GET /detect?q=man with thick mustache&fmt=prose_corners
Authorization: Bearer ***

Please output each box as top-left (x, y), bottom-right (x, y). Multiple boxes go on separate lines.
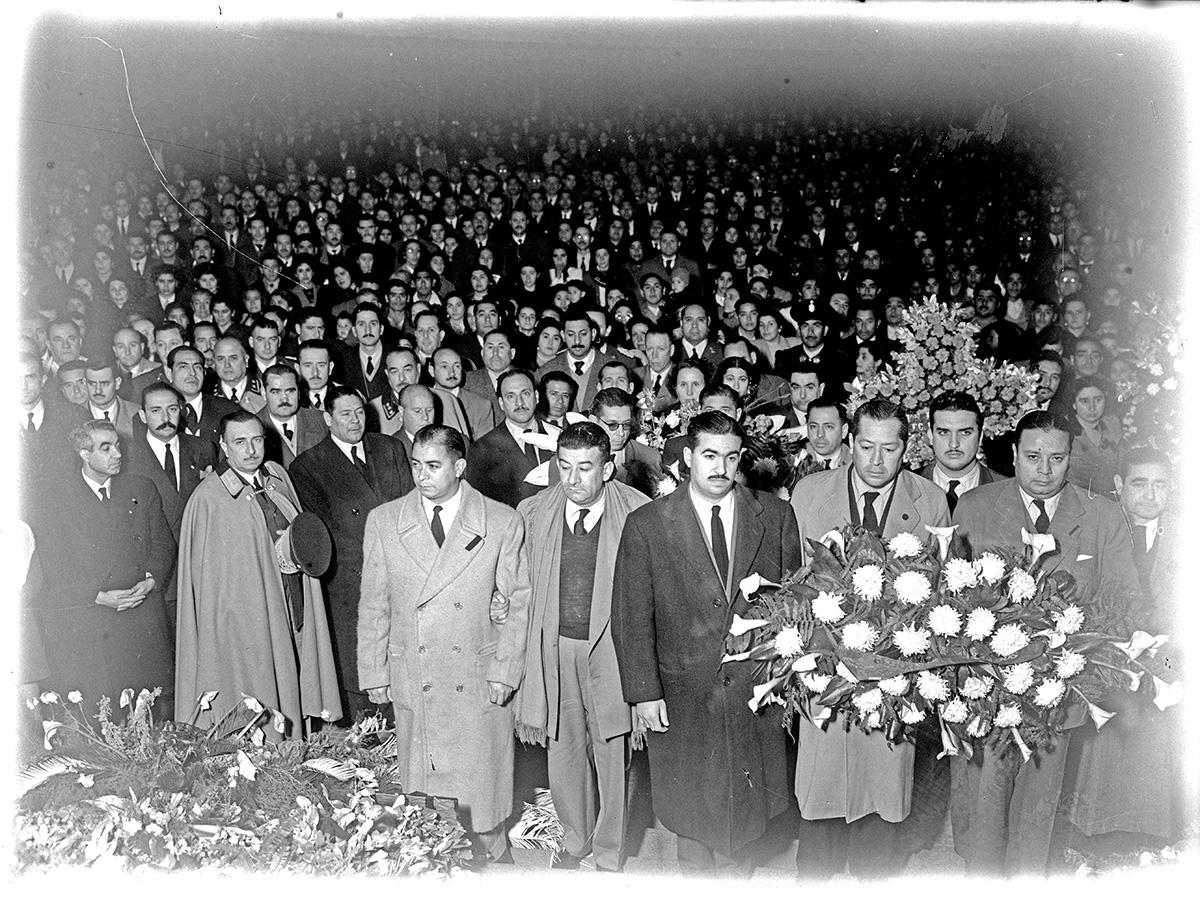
top-left (464, 369), bottom-right (557, 508)
top-left (536, 304), bottom-right (619, 413)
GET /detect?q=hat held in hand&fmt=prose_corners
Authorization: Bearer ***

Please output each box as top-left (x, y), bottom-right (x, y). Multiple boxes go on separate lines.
top-left (275, 511), bottom-right (333, 577)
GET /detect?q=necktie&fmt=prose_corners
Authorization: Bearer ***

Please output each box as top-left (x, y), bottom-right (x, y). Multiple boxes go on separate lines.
top-left (282, 422), bottom-right (294, 442)
top-left (229, 387), bottom-right (239, 403)
top-left (365, 356), bottom-right (374, 377)
top-left (1033, 499), bottom-right (1050, 533)
top-left (103, 410), bottom-right (111, 422)
top-left (430, 505), bottom-right (445, 547)
top-left (252, 475), bottom-right (264, 493)
top-left (710, 505), bottom-right (729, 583)
top-left (134, 260), bottom-right (142, 275)
top-left (183, 404), bottom-right (197, 434)
top-left (163, 442), bottom-right (177, 491)
top-left (573, 360), bottom-right (584, 376)
top-left (311, 392), bottom-right (321, 408)
top-left (98, 486), bottom-right (109, 503)
top-left (862, 491), bottom-right (880, 534)
top-left (652, 374), bottom-right (662, 395)
top-left (351, 444), bottom-right (367, 476)
top-left (574, 508), bottom-right (589, 537)
top-left (946, 480), bottom-right (960, 514)
top-left (824, 458), bottom-right (833, 470)
top-left (523, 428), bottom-right (542, 465)
top-left (689, 349), bottom-right (700, 362)
top-left (1134, 524), bottom-right (1149, 556)
top-left (26, 412), bottom-right (35, 432)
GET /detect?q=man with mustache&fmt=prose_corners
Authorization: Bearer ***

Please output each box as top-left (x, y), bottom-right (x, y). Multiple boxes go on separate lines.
top-left (464, 369), bottom-right (557, 508)
top-left (176, 410), bottom-right (342, 740)
top-left (256, 364), bottom-right (328, 468)
top-left (535, 304), bottom-right (619, 413)
top-left (611, 410), bottom-right (801, 874)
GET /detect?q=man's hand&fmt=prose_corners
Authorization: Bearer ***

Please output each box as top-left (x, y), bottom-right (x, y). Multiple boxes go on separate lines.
top-left (95, 588), bottom-right (145, 611)
top-left (487, 681), bottom-right (515, 705)
top-left (366, 686), bottom-right (391, 704)
top-left (635, 699), bottom-right (669, 732)
top-left (489, 589), bottom-right (509, 624)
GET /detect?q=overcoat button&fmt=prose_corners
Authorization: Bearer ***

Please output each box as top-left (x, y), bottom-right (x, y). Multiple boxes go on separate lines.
top-left (418, 645), bottom-right (426, 653)
top-left (452, 645), bottom-right (461, 652)
top-left (712, 599), bottom-right (722, 607)
top-left (722, 676), bottom-right (732, 687)
top-left (455, 685), bottom-right (464, 692)
top-left (422, 684), bottom-right (431, 692)
top-left (454, 602), bottom-right (463, 609)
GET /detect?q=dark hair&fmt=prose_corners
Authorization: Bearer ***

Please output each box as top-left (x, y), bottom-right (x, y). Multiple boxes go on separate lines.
top-left (219, 408), bottom-right (263, 441)
top-left (850, 397), bottom-right (909, 444)
top-left (557, 421), bottom-right (611, 459)
top-left (589, 387), bottom-right (635, 418)
top-left (806, 394), bottom-right (847, 422)
top-left (83, 356), bottom-right (120, 375)
top-left (787, 360), bottom-right (823, 382)
top-left (496, 367), bottom-right (536, 395)
top-left (562, 302), bottom-right (596, 329)
top-left (297, 338), bottom-right (332, 359)
top-left (141, 381), bottom-right (185, 409)
top-left (1012, 409), bottom-right (1074, 450)
top-left (699, 382), bottom-right (740, 409)
top-left (685, 409), bottom-right (745, 450)
top-left (413, 423), bottom-right (468, 462)
top-left (1118, 445), bottom-right (1171, 480)
top-left (57, 358), bottom-right (89, 378)
top-left (713, 355), bottom-right (761, 398)
top-left (323, 383), bottom-right (365, 413)
top-left (262, 363), bottom-right (298, 385)
top-left (929, 390), bottom-right (983, 430)
top-left (166, 345), bottom-right (203, 368)
top-left (353, 301), bottom-right (382, 322)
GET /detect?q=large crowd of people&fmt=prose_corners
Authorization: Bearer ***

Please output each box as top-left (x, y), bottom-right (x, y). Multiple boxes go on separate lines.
top-left (16, 104), bottom-right (1186, 878)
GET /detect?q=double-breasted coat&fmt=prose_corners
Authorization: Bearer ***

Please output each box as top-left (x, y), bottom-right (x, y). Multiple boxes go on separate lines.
top-left (611, 483), bottom-right (801, 858)
top-left (788, 467), bottom-right (950, 823)
top-left (357, 480), bottom-right (531, 834)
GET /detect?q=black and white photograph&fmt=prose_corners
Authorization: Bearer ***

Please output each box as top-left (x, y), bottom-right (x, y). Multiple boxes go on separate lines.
top-left (8, 1), bottom-right (1198, 890)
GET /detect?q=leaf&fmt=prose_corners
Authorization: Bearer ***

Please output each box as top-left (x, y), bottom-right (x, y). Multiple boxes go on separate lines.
top-left (806, 536), bottom-right (844, 578)
top-left (301, 757), bottom-right (359, 781)
top-left (15, 755), bottom-right (91, 797)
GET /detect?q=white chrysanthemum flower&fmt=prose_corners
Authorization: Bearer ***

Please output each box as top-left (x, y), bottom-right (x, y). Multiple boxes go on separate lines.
top-left (67, 691), bottom-right (83, 704)
top-left (1033, 678), bottom-right (1067, 708)
top-left (1002, 662), bottom-right (1036, 695)
top-left (901, 704), bottom-right (926, 724)
top-left (811, 591), bottom-right (846, 624)
top-left (943, 558), bottom-right (979, 593)
top-left (852, 688), bottom-right (884, 714)
top-left (664, 410), bottom-right (681, 427)
top-left (894, 571), bottom-right (933, 606)
top-left (994, 703), bottom-right (1023, 729)
top-left (887, 532), bottom-right (923, 558)
top-left (774, 625), bottom-right (805, 658)
top-left (916, 670), bottom-right (951, 701)
top-left (893, 625), bottom-right (932, 657)
top-left (1007, 570), bottom-right (1037, 603)
top-left (990, 622), bottom-right (1031, 657)
top-left (1052, 604), bottom-right (1085, 635)
top-left (977, 553), bottom-right (1006, 584)
top-left (927, 604), bottom-right (962, 637)
top-left (960, 675), bottom-right (995, 700)
top-left (1056, 651), bottom-right (1087, 680)
top-left (842, 621), bottom-right (881, 652)
top-left (801, 672), bottom-right (832, 693)
top-left (965, 607), bottom-right (997, 641)
top-left (852, 564), bottom-right (886, 601)
top-left (966, 715), bottom-right (991, 738)
top-left (879, 675), bottom-right (910, 696)
top-left (39, 691), bottom-right (60, 705)
top-left (941, 697), bottom-right (970, 723)
top-left (1146, 383), bottom-right (1161, 396)
top-left (655, 475), bottom-right (679, 497)
top-left (1163, 377), bottom-right (1178, 391)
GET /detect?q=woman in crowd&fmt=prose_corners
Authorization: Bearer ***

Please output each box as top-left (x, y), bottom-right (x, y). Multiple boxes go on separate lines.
top-left (1065, 375), bottom-right (1123, 496)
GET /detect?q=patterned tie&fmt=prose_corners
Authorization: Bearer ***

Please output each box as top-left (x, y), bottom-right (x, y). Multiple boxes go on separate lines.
top-left (1033, 499), bottom-right (1050, 533)
top-left (710, 505), bottom-right (729, 582)
top-left (311, 392), bottom-right (321, 408)
top-left (163, 442), bottom-right (177, 491)
top-left (862, 491), bottom-right (880, 534)
top-left (946, 480), bottom-right (960, 514)
top-left (574, 508), bottom-right (589, 537)
top-left (430, 505), bottom-right (445, 547)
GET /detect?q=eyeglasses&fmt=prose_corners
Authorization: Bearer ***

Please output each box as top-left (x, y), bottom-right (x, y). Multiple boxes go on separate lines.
top-left (599, 419), bottom-right (633, 433)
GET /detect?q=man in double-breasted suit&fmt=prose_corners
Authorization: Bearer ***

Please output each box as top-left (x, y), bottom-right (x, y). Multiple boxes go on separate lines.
top-left (949, 410), bottom-right (1138, 876)
top-left (28, 419), bottom-right (176, 717)
top-left (515, 423), bottom-right (650, 872)
top-left (291, 386), bottom-right (413, 724)
top-left (463, 369), bottom-right (558, 508)
top-left (612, 411), bottom-right (801, 872)
top-left (788, 399), bottom-right (950, 878)
top-left (358, 424), bottom-right (530, 867)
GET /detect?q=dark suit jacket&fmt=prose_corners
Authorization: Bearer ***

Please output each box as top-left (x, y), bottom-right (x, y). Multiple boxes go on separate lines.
top-left (256, 407), bottom-right (329, 468)
top-left (28, 472), bottom-right (176, 709)
top-left (182, 393), bottom-right (242, 450)
top-left (462, 420), bottom-right (552, 508)
top-left (535, 349), bottom-right (620, 413)
top-left (19, 398), bottom-right (90, 508)
top-left (123, 430), bottom-right (217, 539)
top-left (918, 462), bottom-right (1000, 509)
top-left (290, 434), bottom-right (413, 693)
top-left (340, 348), bottom-right (391, 400)
top-left (611, 484), bottom-right (799, 857)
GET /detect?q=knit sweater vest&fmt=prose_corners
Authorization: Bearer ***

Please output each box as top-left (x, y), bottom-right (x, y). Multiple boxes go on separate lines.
top-left (557, 516), bottom-right (601, 640)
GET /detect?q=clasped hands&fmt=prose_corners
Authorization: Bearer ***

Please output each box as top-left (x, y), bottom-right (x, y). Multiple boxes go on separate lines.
top-left (366, 682), bottom-right (514, 706)
top-left (95, 576), bottom-right (155, 612)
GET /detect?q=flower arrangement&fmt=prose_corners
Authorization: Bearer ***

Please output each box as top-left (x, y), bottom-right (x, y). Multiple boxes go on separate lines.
top-left (849, 298), bottom-right (1039, 467)
top-left (1118, 293), bottom-right (1184, 462)
top-left (15, 689), bottom-right (469, 875)
top-left (724, 526), bottom-right (1182, 760)
top-left (635, 392), bottom-right (694, 451)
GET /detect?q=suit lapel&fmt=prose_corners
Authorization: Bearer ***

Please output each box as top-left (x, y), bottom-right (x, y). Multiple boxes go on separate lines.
top-left (729, 486), bottom-right (766, 606)
top-left (396, 492), bottom-right (438, 594)
top-left (1048, 484), bottom-right (1085, 574)
top-left (664, 486), bottom-right (728, 600)
top-left (416, 484), bottom-right (488, 604)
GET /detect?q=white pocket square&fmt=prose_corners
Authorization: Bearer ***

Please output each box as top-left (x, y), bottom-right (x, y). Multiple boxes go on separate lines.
top-left (1076, 554), bottom-right (1094, 561)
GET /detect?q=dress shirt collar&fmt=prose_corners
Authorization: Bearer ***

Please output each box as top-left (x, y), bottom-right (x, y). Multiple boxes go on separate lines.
top-left (82, 469), bottom-right (113, 501)
top-left (931, 460), bottom-right (980, 493)
top-left (422, 486), bottom-right (462, 530)
top-left (505, 417), bottom-right (542, 448)
top-left (688, 484), bottom-right (735, 558)
top-left (1018, 485), bottom-right (1063, 524)
top-left (566, 348), bottom-right (596, 373)
top-left (850, 468), bottom-right (898, 516)
top-left (145, 431), bottom-right (179, 465)
top-left (331, 433), bottom-right (363, 463)
top-left (21, 399), bottom-right (46, 430)
top-left (565, 495), bottom-right (606, 533)
top-left (682, 338), bottom-right (708, 358)
top-left (223, 376), bottom-right (248, 399)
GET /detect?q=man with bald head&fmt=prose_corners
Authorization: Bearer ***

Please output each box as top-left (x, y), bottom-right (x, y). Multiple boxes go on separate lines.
top-left (112, 326), bottom-right (163, 403)
top-left (431, 346), bottom-right (496, 443)
top-left (391, 383), bottom-right (437, 459)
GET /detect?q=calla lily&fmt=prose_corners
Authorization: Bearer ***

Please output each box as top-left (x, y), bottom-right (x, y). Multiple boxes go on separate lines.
top-left (937, 718), bottom-right (962, 759)
top-left (818, 529), bottom-right (846, 557)
top-left (791, 653), bottom-right (820, 673)
top-left (811, 705), bottom-right (833, 728)
top-left (271, 709), bottom-right (288, 735)
top-left (1035, 629), bottom-right (1067, 649)
top-left (120, 688), bottom-right (134, 709)
top-left (925, 524), bottom-right (958, 561)
top-left (236, 749), bottom-right (257, 781)
top-left (835, 661), bottom-right (860, 684)
top-left (1020, 528), bottom-right (1057, 567)
top-left (1113, 631), bottom-right (1169, 662)
top-left (728, 614), bottom-right (771, 637)
top-left (1010, 727), bottom-right (1032, 763)
top-left (1087, 701), bottom-right (1116, 730)
top-left (42, 720), bottom-right (65, 750)
top-left (1152, 676), bottom-right (1184, 711)
top-left (198, 690), bottom-right (219, 711)
top-left (250, 726), bottom-right (265, 747)
top-left (1122, 668), bottom-right (1143, 692)
top-left (748, 674), bottom-right (790, 712)
top-left (243, 696), bottom-right (264, 713)
top-left (738, 572), bottom-right (779, 599)
top-left (721, 650), bottom-right (752, 663)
